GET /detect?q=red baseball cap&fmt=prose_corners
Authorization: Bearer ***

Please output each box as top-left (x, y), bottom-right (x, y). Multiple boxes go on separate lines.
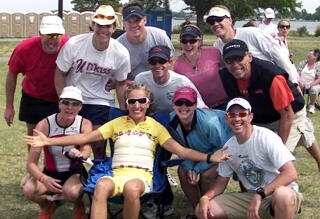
top-left (173, 86), bottom-right (197, 104)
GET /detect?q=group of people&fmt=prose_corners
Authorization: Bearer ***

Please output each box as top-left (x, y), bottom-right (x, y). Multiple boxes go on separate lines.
top-left (4, 1), bottom-right (320, 219)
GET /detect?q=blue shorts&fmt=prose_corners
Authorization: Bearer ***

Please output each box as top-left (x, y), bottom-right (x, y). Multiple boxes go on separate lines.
top-left (79, 104), bottom-right (111, 125)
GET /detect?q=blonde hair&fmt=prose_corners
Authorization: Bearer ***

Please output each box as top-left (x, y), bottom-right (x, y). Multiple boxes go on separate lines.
top-left (125, 84), bottom-right (155, 114)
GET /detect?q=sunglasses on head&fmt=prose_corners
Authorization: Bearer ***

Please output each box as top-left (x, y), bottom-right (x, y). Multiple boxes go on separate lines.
top-left (226, 111), bottom-right (249, 118)
top-left (42, 34), bottom-right (62, 40)
top-left (174, 99), bottom-right (194, 107)
top-left (224, 55), bottom-right (246, 65)
top-left (94, 14), bottom-right (115, 20)
top-left (180, 38), bottom-right (198, 44)
top-left (60, 99), bottom-right (82, 107)
top-left (207, 16), bottom-right (227, 25)
top-left (148, 58), bottom-right (168, 65)
top-left (126, 97), bottom-right (150, 105)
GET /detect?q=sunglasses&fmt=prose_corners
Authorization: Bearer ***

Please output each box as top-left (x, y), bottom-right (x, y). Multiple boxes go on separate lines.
top-left (148, 58), bottom-right (168, 65)
top-left (42, 34), bottom-right (62, 40)
top-left (180, 38), bottom-right (198, 44)
top-left (224, 55), bottom-right (246, 65)
top-left (126, 97), bottom-right (150, 105)
top-left (60, 99), bottom-right (82, 107)
top-left (94, 14), bottom-right (115, 20)
top-left (278, 24), bottom-right (290, 29)
top-left (207, 16), bottom-right (227, 25)
top-left (226, 111), bottom-right (249, 118)
top-left (174, 99), bottom-right (194, 107)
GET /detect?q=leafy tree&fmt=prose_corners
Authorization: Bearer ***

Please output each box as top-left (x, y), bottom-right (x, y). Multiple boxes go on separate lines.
top-left (71, 0), bottom-right (122, 12)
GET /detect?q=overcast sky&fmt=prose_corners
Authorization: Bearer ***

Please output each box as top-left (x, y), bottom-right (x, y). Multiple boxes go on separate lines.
top-left (0, 0), bottom-right (318, 14)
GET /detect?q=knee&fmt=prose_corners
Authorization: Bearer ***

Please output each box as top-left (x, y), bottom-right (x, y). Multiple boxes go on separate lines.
top-left (93, 178), bottom-right (114, 200)
top-left (272, 186), bottom-right (295, 207)
top-left (178, 166), bottom-right (188, 183)
top-left (123, 181), bottom-right (144, 201)
top-left (62, 185), bottom-right (81, 201)
top-left (23, 181), bottom-right (37, 199)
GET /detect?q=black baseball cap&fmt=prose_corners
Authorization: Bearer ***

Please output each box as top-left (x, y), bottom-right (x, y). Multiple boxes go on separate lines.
top-left (223, 39), bottom-right (249, 60)
top-left (123, 6), bottom-right (146, 20)
top-left (148, 45), bottom-right (171, 61)
top-left (180, 25), bottom-right (202, 38)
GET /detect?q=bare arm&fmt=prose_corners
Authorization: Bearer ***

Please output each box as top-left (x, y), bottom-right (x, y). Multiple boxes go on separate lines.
top-left (54, 67), bottom-right (67, 97)
top-left (277, 105), bottom-right (294, 144)
top-left (24, 128), bottom-right (104, 148)
top-left (115, 80), bottom-right (127, 110)
top-left (4, 72), bottom-right (18, 126)
top-left (78, 118), bottom-right (93, 159)
top-left (162, 138), bottom-right (231, 163)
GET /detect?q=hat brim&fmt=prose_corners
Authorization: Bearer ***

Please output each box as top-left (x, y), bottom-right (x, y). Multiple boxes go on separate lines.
top-left (173, 95), bottom-right (196, 104)
top-left (180, 32), bottom-right (200, 38)
top-left (265, 14), bottom-right (275, 19)
top-left (40, 27), bottom-right (65, 35)
top-left (124, 12), bottom-right (145, 20)
top-left (92, 18), bottom-right (116, 26)
top-left (223, 50), bottom-right (246, 60)
top-left (148, 53), bottom-right (169, 61)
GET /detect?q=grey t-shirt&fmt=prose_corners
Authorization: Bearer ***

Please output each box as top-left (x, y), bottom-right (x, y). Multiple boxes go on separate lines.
top-left (117, 26), bottom-right (174, 80)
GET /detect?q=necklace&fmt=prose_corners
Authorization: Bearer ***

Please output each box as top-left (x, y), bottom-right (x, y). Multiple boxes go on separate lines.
top-left (183, 50), bottom-right (201, 71)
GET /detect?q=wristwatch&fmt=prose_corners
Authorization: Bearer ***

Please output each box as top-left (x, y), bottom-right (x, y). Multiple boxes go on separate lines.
top-left (255, 187), bottom-right (266, 199)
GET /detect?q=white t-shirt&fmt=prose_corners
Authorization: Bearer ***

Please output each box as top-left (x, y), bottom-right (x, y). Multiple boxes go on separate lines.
top-left (214, 27), bottom-right (299, 84)
top-left (218, 125), bottom-right (295, 191)
top-left (300, 64), bottom-right (320, 86)
top-left (258, 22), bottom-right (278, 37)
top-left (134, 70), bottom-right (207, 112)
top-left (56, 33), bottom-right (131, 106)
top-left (117, 26), bottom-right (175, 80)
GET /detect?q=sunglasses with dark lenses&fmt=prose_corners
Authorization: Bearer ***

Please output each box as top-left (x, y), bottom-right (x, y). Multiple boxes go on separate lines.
top-left (42, 34), bottom-right (62, 40)
top-left (226, 111), bottom-right (249, 118)
top-left (174, 100), bottom-right (194, 107)
top-left (278, 24), bottom-right (290, 29)
top-left (95, 14), bottom-right (115, 20)
top-left (148, 58), bottom-right (168, 65)
top-left (180, 38), bottom-right (198, 44)
top-left (207, 16), bottom-right (226, 25)
top-left (224, 56), bottom-right (245, 65)
top-left (60, 99), bottom-right (82, 107)
top-left (126, 97), bottom-right (150, 105)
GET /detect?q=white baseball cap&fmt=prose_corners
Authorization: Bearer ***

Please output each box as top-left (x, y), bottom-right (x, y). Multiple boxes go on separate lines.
top-left (92, 5), bottom-right (117, 25)
top-left (264, 8), bottom-right (275, 19)
top-left (40, 16), bottom-right (65, 35)
top-left (206, 6), bottom-right (231, 22)
top-left (226, 98), bottom-right (251, 112)
top-left (59, 86), bottom-right (83, 103)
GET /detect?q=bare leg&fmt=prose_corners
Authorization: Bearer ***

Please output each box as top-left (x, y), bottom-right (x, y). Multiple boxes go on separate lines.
top-left (26, 123), bottom-right (36, 152)
top-left (122, 179), bottom-right (145, 219)
top-left (195, 198), bottom-right (227, 219)
top-left (306, 140), bottom-right (320, 171)
top-left (91, 177), bottom-right (115, 219)
top-left (271, 186), bottom-right (296, 219)
top-left (62, 174), bottom-right (85, 213)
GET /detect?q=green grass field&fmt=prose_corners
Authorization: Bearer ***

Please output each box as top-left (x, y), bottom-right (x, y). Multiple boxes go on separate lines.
top-left (1, 35), bottom-right (320, 218)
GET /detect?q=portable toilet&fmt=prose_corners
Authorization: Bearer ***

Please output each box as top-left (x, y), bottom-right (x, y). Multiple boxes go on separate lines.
top-left (25, 12), bottom-right (39, 37)
top-left (12, 12), bottom-right (25, 37)
top-left (0, 12), bottom-right (11, 38)
top-left (146, 8), bottom-right (172, 38)
top-left (80, 11), bottom-right (93, 34)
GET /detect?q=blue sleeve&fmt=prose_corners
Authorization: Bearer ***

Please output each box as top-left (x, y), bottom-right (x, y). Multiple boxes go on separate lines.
top-left (193, 161), bottom-right (215, 173)
top-left (181, 159), bottom-right (196, 171)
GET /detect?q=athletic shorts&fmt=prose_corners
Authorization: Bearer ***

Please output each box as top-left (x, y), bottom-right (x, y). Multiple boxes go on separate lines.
top-left (101, 167), bottom-right (153, 197)
top-left (19, 90), bottom-right (59, 124)
top-left (213, 189), bottom-right (303, 219)
top-left (43, 169), bottom-right (80, 186)
top-left (79, 104), bottom-right (111, 125)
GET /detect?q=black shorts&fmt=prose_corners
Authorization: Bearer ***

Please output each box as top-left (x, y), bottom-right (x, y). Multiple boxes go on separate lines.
top-left (43, 169), bottom-right (80, 186)
top-left (19, 90), bottom-right (59, 124)
top-left (79, 104), bottom-right (111, 125)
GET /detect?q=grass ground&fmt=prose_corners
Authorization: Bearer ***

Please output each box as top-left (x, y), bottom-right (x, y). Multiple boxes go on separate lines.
top-left (0, 35), bottom-right (320, 218)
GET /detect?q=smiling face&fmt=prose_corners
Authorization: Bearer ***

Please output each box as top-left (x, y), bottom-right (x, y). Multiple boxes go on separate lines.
top-left (126, 89), bottom-right (151, 124)
top-left (124, 16), bottom-right (147, 39)
top-left (148, 57), bottom-right (171, 84)
top-left (40, 34), bottom-right (62, 54)
top-left (92, 22), bottom-right (115, 48)
top-left (224, 53), bottom-right (252, 80)
top-left (172, 99), bottom-right (196, 126)
top-left (209, 17), bottom-right (233, 39)
top-left (180, 35), bottom-right (201, 56)
top-left (58, 98), bottom-right (82, 122)
top-left (226, 105), bottom-right (253, 141)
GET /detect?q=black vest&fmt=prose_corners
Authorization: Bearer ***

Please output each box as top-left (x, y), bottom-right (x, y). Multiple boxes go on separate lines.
top-left (219, 58), bottom-right (304, 124)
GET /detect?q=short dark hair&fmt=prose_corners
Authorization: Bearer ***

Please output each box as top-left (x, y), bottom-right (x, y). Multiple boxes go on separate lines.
top-left (313, 48), bottom-right (320, 61)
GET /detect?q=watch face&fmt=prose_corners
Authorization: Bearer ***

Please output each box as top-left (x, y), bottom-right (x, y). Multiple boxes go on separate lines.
top-left (256, 187), bottom-right (265, 198)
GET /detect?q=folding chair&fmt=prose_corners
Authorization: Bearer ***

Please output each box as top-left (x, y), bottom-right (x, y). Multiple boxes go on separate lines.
top-left (82, 108), bottom-right (179, 219)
